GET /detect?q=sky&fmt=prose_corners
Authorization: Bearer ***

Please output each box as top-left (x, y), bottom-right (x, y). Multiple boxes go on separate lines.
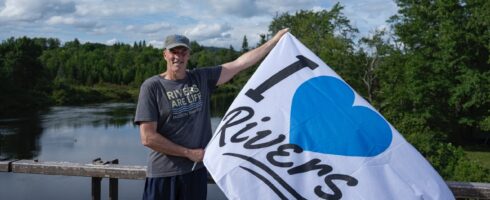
top-left (0, 0), bottom-right (398, 49)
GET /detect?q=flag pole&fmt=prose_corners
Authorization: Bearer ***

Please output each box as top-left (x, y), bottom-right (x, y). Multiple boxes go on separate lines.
top-left (191, 161), bottom-right (197, 171)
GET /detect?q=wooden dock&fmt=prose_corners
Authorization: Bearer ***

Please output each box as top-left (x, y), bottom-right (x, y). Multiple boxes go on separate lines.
top-left (1, 159), bottom-right (489, 199)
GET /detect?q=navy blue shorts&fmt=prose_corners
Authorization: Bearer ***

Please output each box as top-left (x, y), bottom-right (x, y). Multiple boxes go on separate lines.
top-left (142, 168), bottom-right (208, 200)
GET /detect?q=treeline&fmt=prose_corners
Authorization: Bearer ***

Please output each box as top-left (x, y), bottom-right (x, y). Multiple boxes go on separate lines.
top-left (1, 1), bottom-right (489, 182)
top-left (0, 36), bottom-right (242, 111)
top-left (0, 37), bottom-right (155, 110)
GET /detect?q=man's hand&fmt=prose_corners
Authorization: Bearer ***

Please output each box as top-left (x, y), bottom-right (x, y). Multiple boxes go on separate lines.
top-left (140, 122), bottom-right (205, 162)
top-left (218, 28), bottom-right (290, 85)
top-left (270, 28), bottom-right (289, 43)
top-left (185, 148), bottom-right (205, 162)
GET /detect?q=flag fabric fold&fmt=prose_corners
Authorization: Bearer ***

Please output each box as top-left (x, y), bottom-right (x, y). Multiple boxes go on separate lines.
top-left (204, 33), bottom-right (454, 200)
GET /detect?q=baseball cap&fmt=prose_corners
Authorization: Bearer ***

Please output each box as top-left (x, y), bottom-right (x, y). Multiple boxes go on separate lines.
top-left (164, 34), bottom-right (190, 50)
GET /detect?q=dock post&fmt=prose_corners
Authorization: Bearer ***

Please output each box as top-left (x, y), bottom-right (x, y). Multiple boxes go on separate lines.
top-left (91, 177), bottom-right (102, 200)
top-left (109, 159), bottom-right (119, 200)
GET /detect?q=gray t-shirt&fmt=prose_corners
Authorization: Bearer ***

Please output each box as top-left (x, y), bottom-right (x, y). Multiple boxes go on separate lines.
top-left (134, 66), bottom-right (221, 177)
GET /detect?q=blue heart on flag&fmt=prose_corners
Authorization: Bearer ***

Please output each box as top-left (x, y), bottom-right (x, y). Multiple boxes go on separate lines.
top-left (289, 76), bottom-right (392, 157)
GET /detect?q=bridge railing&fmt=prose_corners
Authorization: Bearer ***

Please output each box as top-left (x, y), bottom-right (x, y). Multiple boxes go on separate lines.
top-left (1, 160), bottom-right (489, 200)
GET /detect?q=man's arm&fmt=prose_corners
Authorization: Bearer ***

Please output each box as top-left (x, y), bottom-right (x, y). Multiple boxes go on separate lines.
top-left (139, 121), bottom-right (204, 162)
top-left (217, 28), bottom-right (289, 85)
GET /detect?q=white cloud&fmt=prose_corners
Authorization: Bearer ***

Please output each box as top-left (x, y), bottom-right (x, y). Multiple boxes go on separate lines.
top-left (125, 25), bottom-right (135, 31)
top-left (0, 0), bottom-right (399, 48)
top-left (184, 23), bottom-right (232, 41)
top-left (46, 16), bottom-right (97, 29)
top-left (74, 0), bottom-right (176, 17)
top-left (148, 39), bottom-right (164, 48)
top-left (341, 0), bottom-right (398, 34)
top-left (46, 16), bottom-right (74, 25)
top-left (257, 0), bottom-right (326, 15)
top-left (105, 38), bottom-right (118, 45)
top-left (208, 0), bottom-right (263, 18)
top-left (0, 0), bottom-right (75, 21)
top-left (141, 22), bottom-right (172, 34)
top-left (201, 0), bottom-right (326, 18)
top-left (91, 27), bottom-right (108, 35)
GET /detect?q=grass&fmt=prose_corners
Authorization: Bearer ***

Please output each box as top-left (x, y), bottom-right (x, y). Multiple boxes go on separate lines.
top-left (463, 145), bottom-right (490, 170)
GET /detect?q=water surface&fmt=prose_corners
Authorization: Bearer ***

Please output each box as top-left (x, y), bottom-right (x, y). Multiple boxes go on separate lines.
top-left (0, 103), bottom-right (225, 200)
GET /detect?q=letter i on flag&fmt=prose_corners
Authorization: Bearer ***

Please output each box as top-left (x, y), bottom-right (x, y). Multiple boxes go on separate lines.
top-left (204, 33), bottom-right (454, 200)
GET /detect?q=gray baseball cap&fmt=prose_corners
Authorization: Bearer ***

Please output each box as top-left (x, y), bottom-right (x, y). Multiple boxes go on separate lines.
top-left (164, 34), bottom-right (190, 50)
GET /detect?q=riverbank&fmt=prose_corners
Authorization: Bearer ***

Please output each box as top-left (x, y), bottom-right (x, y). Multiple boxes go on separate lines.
top-left (50, 83), bottom-right (139, 105)
top-left (0, 83), bottom-right (138, 117)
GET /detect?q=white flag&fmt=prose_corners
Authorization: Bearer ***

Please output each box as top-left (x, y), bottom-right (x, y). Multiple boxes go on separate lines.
top-left (204, 33), bottom-right (454, 200)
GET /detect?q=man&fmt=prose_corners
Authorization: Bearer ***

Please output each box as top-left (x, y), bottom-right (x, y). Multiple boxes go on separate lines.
top-left (134, 28), bottom-right (288, 200)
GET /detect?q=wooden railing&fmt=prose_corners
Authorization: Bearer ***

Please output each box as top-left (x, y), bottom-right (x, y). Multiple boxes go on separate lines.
top-left (0, 159), bottom-right (146, 200)
top-left (1, 160), bottom-right (490, 200)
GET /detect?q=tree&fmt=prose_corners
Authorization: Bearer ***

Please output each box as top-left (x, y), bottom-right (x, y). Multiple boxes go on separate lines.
top-left (268, 4), bottom-right (361, 94)
top-left (356, 29), bottom-right (393, 103)
top-left (370, 0), bottom-right (490, 181)
top-left (257, 34), bottom-right (267, 46)
top-left (0, 37), bottom-right (51, 113)
top-left (386, 0), bottom-right (490, 144)
top-left (241, 35), bottom-right (249, 52)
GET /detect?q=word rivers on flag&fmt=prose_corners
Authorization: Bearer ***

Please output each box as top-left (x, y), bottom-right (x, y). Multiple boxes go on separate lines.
top-left (204, 33), bottom-right (454, 200)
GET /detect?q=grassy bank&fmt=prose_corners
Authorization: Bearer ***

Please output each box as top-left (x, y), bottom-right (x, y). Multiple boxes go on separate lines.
top-left (465, 145), bottom-right (490, 171)
top-left (51, 83), bottom-right (139, 105)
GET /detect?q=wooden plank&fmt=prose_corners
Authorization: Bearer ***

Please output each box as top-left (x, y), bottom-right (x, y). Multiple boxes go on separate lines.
top-left (11, 160), bottom-right (146, 179)
top-left (6, 160), bottom-right (490, 199)
top-left (109, 178), bottom-right (118, 200)
top-left (447, 181), bottom-right (490, 199)
top-left (0, 160), bottom-right (10, 172)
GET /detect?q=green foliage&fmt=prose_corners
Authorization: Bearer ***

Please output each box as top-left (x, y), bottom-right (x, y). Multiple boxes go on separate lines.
top-left (0, 37), bottom-right (53, 114)
top-left (40, 41), bottom-right (164, 87)
top-left (268, 4), bottom-right (371, 98)
top-left (386, 0), bottom-right (490, 144)
top-left (405, 131), bottom-right (490, 182)
top-left (265, 1), bottom-right (489, 182)
top-left (51, 80), bottom-right (135, 105)
top-left (1, 1), bottom-right (489, 182)
top-left (0, 37), bottom-right (163, 110)
top-left (465, 148), bottom-right (490, 171)
top-left (269, 4), bottom-right (357, 67)
top-left (452, 158), bottom-right (490, 182)
top-left (370, 0), bottom-right (490, 181)
top-left (0, 36), bottom-right (240, 113)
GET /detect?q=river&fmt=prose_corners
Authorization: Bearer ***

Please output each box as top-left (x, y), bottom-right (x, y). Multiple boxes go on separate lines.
top-left (0, 103), bottom-right (226, 200)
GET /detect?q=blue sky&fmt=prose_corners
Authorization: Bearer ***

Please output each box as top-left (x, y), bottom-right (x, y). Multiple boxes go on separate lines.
top-left (0, 0), bottom-right (398, 49)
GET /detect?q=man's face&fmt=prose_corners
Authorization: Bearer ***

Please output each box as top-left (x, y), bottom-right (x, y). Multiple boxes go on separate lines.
top-left (164, 46), bottom-right (190, 71)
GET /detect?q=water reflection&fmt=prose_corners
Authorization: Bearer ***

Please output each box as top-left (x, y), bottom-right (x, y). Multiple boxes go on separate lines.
top-left (0, 103), bottom-right (136, 161)
top-left (0, 103), bottom-right (226, 200)
top-left (41, 103), bottom-right (136, 129)
top-left (0, 113), bottom-right (43, 160)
